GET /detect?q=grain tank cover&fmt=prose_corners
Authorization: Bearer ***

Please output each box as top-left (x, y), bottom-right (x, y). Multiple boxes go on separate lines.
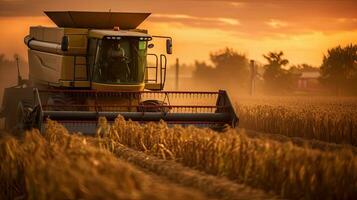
top-left (44, 11), bottom-right (151, 29)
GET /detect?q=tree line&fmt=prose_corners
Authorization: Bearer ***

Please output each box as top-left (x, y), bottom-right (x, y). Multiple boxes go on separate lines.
top-left (192, 44), bottom-right (357, 95)
top-left (1, 44), bottom-right (356, 95)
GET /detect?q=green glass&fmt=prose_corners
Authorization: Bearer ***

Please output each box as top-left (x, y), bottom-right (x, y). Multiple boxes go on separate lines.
top-left (92, 38), bottom-right (147, 85)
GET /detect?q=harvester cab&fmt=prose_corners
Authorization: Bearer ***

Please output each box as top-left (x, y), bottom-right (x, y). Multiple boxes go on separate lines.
top-left (0, 11), bottom-right (238, 134)
top-left (24, 11), bottom-right (170, 91)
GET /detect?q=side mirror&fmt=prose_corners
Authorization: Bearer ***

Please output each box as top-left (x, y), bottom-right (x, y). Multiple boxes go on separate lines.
top-left (61, 36), bottom-right (69, 51)
top-left (148, 43), bottom-right (154, 49)
top-left (166, 39), bottom-right (172, 54)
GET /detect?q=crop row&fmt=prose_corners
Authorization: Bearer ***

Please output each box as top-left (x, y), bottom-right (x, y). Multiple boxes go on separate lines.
top-left (101, 116), bottom-right (357, 200)
top-left (0, 121), bottom-right (206, 200)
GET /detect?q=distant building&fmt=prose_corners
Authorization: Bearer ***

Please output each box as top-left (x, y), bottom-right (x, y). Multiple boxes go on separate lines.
top-left (296, 71), bottom-right (322, 92)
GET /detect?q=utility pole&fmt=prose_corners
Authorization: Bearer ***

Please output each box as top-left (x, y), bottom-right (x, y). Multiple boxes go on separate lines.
top-left (175, 58), bottom-right (179, 90)
top-left (250, 60), bottom-right (256, 96)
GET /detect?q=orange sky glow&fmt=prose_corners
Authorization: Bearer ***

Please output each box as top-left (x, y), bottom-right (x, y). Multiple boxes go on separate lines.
top-left (0, 0), bottom-right (356, 67)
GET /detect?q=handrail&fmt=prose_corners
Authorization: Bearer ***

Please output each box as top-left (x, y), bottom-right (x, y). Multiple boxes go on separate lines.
top-left (151, 35), bottom-right (173, 40)
top-left (146, 54), bottom-right (159, 83)
top-left (160, 54), bottom-right (167, 90)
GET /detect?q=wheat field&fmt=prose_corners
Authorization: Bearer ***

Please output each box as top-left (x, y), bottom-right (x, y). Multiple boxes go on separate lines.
top-left (236, 96), bottom-right (357, 145)
top-left (1, 96), bottom-right (357, 199)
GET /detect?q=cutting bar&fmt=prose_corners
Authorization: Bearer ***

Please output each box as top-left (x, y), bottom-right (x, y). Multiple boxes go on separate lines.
top-left (34, 89), bottom-right (238, 134)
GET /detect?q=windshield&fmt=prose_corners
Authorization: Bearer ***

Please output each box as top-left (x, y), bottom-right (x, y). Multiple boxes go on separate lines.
top-left (92, 38), bottom-right (147, 84)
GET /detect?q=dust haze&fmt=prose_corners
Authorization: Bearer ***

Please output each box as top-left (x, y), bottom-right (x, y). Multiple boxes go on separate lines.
top-left (0, 55), bottom-right (28, 104)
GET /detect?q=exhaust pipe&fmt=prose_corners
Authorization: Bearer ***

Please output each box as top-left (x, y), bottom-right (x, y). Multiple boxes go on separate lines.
top-left (24, 35), bottom-right (72, 55)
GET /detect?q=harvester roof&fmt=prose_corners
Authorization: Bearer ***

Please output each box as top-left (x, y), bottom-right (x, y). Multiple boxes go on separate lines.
top-left (89, 29), bottom-right (150, 39)
top-left (44, 11), bottom-right (151, 30)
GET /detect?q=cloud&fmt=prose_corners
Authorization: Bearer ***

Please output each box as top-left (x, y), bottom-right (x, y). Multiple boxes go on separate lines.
top-left (152, 14), bottom-right (240, 26)
top-left (217, 18), bottom-right (240, 25)
top-left (266, 19), bottom-right (288, 29)
top-left (229, 2), bottom-right (245, 7)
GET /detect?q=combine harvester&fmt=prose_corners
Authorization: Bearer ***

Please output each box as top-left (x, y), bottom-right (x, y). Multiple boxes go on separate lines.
top-left (0, 11), bottom-right (238, 134)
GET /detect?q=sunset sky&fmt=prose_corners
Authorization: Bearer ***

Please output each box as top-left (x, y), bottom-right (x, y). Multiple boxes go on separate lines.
top-left (0, 0), bottom-right (356, 67)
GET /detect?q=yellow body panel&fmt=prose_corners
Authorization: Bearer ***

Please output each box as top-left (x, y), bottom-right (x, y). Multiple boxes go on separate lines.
top-left (144, 83), bottom-right (163, 90)
top-left (92, 82), bottom-right (145, 91)
top-left (28, 49), bottom-right (88, 85)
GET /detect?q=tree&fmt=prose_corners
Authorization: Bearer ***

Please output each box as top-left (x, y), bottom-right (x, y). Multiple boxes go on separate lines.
top-left (320, 44), bottom-right (357, 95)
top-left (193, 61), bottom-right (214, 78)
top-left (290, 63), bottom-right (317, 73)
top-left (262, 51), bottom-right (292, 94)
top-left (193, 48), bottom-right (250, 93)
